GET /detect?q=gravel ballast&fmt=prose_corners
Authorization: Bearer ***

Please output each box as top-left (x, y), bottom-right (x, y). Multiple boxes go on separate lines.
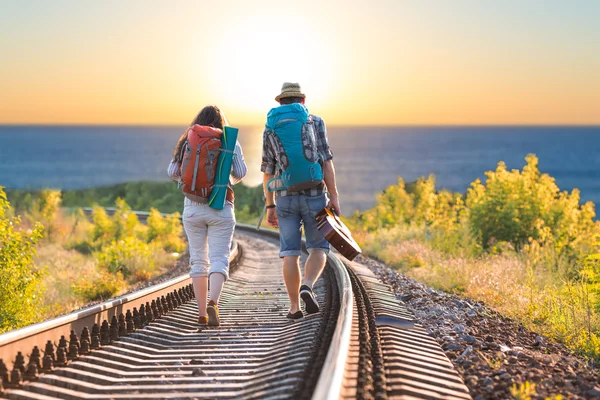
top-left (356, 255), bottom-right (600, 400)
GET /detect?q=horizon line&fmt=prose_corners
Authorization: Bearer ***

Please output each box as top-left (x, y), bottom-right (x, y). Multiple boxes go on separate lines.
top-left (1, 123), bottom-right (600, 128)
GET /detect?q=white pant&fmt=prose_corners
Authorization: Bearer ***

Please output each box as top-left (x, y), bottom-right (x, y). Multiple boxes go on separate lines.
top-left (182, 200), bottom-right (236, 280)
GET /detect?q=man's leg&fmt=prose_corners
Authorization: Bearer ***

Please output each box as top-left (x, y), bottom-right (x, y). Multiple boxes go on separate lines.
top-left (302, 249), bottom-right (327, 289)
top-left (299, 194), bottom-right (331, 313)
top-left (283, 256), bottom-right (301, 313)
top-left (275, 195), bottom-right (303, 317)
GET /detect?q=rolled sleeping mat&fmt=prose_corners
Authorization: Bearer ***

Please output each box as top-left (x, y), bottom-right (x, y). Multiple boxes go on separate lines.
top-left (209, 126), bottom-right (238, 210)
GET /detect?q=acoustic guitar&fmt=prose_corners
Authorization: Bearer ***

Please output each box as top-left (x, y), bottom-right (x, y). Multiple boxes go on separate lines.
top-left (315, 208), bottom-right (362, 261)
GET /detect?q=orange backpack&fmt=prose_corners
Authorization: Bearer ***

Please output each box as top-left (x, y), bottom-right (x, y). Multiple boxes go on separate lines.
top-left (179, 125), bottom-right (224, 202)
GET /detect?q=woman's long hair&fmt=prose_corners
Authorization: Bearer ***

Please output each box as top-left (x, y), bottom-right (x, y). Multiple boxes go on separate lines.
top-left (173, 105), bottom-right (228, 160)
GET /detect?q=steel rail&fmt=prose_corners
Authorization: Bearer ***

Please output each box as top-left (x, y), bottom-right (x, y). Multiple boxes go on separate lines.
top-left (311, 251), bottom-right (353, 400)
top-left (0, 243), bottom-right (238, 369)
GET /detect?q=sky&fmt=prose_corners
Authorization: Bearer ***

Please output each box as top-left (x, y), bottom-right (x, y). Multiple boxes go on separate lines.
top-left (0, 0), bottom-right (599, 126)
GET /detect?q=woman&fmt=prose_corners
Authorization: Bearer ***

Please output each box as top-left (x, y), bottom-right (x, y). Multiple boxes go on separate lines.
top-left (168, 105), bottom-right (247, 327)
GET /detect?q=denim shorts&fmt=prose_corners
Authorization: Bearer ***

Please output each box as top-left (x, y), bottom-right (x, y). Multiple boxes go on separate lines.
top-left (275, 193), bottom-right (330, 257)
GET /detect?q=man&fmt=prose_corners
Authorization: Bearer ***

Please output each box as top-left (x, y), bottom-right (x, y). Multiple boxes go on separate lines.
top-left (261, 82), bottom-right (341, 319)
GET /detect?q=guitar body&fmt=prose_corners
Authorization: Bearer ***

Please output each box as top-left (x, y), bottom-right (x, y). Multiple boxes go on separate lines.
top-left (316, 208), bottom-right (362, 261)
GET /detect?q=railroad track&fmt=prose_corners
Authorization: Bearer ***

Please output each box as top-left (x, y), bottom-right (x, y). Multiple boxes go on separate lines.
top-left (0, 210), bottom-right (471, 399)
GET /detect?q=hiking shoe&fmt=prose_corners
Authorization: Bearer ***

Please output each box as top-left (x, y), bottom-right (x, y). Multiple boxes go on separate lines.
top-left (198, 316), bottom-right (208, 326)
top-left (300, 285), bottom-right (320, 314)
top-left (286, 310), bottom-right (304, 320)
top-left (207, 300), bottom-right (220, 327)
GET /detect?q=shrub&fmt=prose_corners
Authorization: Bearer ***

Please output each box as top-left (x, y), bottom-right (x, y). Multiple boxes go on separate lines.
top-left (0, 188), bottom-right (44, 333)
top-left (146, 208), bottom-right (186, 253)
top-left (232, 183), bottom-right (264, 218)
top-left (56, 181), bottom-right (264, 218)
top-left (60, 181), bottom-right (184, 214)
top-left (95, 236), bottom-right (155, 279)
top-left (91, 206), bottom-right (114, 245)
top-left (348, 175), bottom-right (463, 233)
top-left (111, 198), bottom-right (145, 241)
top-left (72, 269), bottom-right (127, 302)
top-left (19, 189), bottom-right (62, 239)
top-left (89, 199), bottom-right (146, 249)
top-left (346, 154), bottom-right (600, 362)
top-left (466, 154), bottom-right (598, 254)
top-left (6, 189), bottom-right (63, 240)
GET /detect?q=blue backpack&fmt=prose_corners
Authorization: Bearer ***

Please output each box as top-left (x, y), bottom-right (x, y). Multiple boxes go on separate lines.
top-left (265, 103), bottom-right (323, 192)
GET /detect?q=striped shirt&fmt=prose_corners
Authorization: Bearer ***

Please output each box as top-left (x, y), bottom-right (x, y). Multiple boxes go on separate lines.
top-left (261, 114), bottom-right (333, 197)
top-left (167, 140), bottom-right (247, 203)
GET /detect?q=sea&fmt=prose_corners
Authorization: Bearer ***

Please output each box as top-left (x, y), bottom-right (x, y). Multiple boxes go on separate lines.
top-left (1, 125), bottom-right (599, 214)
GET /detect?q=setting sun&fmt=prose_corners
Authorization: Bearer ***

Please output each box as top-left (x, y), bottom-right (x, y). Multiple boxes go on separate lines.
top-left (204, 14), bottom-right (337, 114)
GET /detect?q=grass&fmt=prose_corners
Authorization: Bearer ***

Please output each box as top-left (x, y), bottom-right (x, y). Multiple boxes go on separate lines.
top-left (354, 225), bottom-right (600, 362)
top-left (34, 243), bottom-right (102, 317)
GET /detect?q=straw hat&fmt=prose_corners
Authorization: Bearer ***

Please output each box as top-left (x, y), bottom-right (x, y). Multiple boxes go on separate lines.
top-left (275, 82), bottom-right (306, 102)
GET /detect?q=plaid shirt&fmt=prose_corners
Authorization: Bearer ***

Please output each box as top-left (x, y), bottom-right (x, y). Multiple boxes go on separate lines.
top-left (261, 114), bottom-right (333, 197)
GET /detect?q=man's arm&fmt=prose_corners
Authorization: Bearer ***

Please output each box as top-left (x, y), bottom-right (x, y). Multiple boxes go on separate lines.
top-left (263, 173), bottom-right (278, 228)
top-left (263, 173), bottom-right (275, 206)
top-left (260, 127), bottom-right (279, 227)
top-left (311, 116), bottom-right (340, 214)
top-left (322, 159), bottom-right (341, 215)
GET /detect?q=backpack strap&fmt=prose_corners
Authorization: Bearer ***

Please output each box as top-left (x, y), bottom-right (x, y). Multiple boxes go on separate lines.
top-left (190, 143), bottom-right (201, 192)
top-left (308, 114), bottom-right (323, 164)
top-left (177, 140), bottom-right (189, 189)
top-left (266, 176), bottom-right (286, 192)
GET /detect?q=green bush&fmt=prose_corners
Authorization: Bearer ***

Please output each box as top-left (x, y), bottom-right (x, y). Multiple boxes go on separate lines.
top-left (0, 188), bottom-right (44, 333)
top-left (95, 236), bottom-right (155, 279)
top-left (346, 154), bottom-right (600, 362)
top-left (348, 175), bottom-right (462, 232)
top-left (7, 181), bottom-right (265, 222)
top-left (89, 199), bottom-right (146, 248)
top-left (146, 208), bottom-right (186, 253)
top-left (56, 181), bottom-right (264, 218)
top-left (60, 181), bottom-right (184, 213)
top-left (72, 269), bottom-right (127, 302)
top-left (232, 183), bottom-right (264, 218)
top-left (466, 154), bottom-right (598, 253)
top-left (78, 199), bottom-right (180, 284)
top-left (5, 189), bottom-right (62, 240)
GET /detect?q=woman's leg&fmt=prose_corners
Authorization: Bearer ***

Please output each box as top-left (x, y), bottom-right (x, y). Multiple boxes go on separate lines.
top-left (192, 276), bottom-right (208, 317)
top-left (207, 204), bottom-right (236, 304)
top-left (183, 207), bottom-right (210, 319)
top-left (209, 273), bottom-right (226, 304)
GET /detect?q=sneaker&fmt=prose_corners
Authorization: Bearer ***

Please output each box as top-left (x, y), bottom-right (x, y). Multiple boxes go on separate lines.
top-left (207, 300), bottom-right (220, 327)
top-left (300, 285), bottom-right (320, 314)
top-left (198, 316), bottom-right (208, 325)
top-left (286, 310), bottom-right (304, 320)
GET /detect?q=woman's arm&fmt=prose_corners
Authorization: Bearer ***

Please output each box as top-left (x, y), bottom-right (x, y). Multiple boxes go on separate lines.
top-left (167, 159), bottom-right (181, 182)
top-left (230, 141), bottom-right (247, 185)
